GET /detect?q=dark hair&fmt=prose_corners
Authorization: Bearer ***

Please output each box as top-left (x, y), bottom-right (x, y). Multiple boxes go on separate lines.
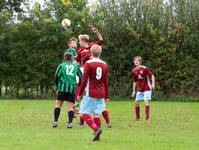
top-left (64, 53), bottom-right (72, 61)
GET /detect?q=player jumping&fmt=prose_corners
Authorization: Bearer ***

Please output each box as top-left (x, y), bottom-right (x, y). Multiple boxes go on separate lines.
top-left (75, 27), bottom-right (111, 127)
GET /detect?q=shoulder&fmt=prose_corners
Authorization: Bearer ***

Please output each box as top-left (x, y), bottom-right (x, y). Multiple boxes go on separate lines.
top-left (61, 62), bottom-right (66, 66)
top-left (141, 65), bottom-right (150, 70)
top-left (140, 65), bottom-right (147, 68)
top-left (57, 63), bottom-right (63, 70)
top-left (72, 63), bottom-right (78, 68)
top-left (89, 42), bottom-right (95, 46)
top-left (78, 47), bottom-right (84, 52)
top-left (64, 48), bottom-right (71, 52)
top-left (138, 65), bottom-right (149, 70)
top-left (132, 67), bottom-right (138, 73)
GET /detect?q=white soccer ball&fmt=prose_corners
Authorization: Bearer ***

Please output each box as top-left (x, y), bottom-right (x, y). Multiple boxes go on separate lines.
top-left (61, 19), bottom-right (71, 29)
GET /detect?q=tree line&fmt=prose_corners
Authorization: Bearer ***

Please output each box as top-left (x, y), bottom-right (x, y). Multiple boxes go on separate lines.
top-left (0, 0), bottom-right (199, 99)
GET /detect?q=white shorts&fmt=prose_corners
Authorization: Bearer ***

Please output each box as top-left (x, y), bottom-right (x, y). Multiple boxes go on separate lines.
top-left (135, 91), bottom-right (152, 101)
top-left (80, 96), bottom-right (105, 115)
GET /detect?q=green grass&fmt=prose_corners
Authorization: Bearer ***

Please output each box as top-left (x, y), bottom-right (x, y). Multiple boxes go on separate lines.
top-left (0, 99), bottom-right (199, 150)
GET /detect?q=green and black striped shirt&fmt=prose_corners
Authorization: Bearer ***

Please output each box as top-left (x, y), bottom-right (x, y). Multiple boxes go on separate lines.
top-left (55, 61), bottom-right (82, 94)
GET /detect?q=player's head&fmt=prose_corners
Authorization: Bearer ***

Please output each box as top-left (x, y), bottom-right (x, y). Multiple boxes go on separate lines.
top-left (64, 52), bottom-right (72, 62)
top-left (67, 37), bottom-right (78, 50)
top-left (91, 44), bottom-right (102, 58)
top-left (133, 56), bottom-right (142, 66)
top-left (78, 34), bottom-right (89, 47)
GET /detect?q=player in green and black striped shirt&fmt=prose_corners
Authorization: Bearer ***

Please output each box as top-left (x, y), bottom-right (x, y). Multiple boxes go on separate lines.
top-left (64, 37), bottom-right (81, 117)
top-left (53, 52), bottom-right (82, 128)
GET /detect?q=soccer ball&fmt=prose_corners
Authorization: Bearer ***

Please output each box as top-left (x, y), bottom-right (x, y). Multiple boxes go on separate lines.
top-left (61, 19), bottom-right (71, 29)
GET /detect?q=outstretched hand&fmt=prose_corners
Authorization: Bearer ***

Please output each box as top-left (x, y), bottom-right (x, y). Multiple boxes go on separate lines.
top-left (91, 27), bottom-right (98, 33)
top-left (131, 91), bottom-right (136, 98)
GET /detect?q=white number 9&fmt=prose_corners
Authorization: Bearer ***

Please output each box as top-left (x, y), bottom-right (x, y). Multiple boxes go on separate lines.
top-left (96, 67), bottom-right (102, 80)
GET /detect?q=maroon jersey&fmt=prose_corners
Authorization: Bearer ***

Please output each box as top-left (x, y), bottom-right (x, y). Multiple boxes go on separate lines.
top-left (79, 58), bottom-right (109, 99)
top-left (76, 40), bottom-right (104, 66)
top-left (131, 66), bottom-right (153, 92)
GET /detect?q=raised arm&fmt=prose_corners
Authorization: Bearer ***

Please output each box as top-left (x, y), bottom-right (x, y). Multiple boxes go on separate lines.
top-left (92, 27), bottom-right (103, 41)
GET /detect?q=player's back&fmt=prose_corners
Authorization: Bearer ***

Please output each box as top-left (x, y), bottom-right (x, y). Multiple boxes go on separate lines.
top-left (56, 61), bottom-right (82, 94)
top-left (84, 58), bottom-right (108, 99)
top-left (59, 62), bottom-right (79, 84)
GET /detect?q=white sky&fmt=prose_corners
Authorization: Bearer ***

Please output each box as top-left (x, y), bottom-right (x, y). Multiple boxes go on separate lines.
top-left (29, 0), bottom-right (99, 6)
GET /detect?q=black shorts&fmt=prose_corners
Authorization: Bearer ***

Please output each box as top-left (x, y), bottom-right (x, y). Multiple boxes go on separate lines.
top-left (57, 92), bottom-right (75, 103)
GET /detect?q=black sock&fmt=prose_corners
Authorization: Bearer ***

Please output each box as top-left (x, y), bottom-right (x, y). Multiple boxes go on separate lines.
top-left (68, 111), bottom-right (74, 124)
top-left (54, 107), bottom-right (60, 122)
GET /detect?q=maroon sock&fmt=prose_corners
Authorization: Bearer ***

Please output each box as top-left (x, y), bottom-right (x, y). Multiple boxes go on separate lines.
top-left (145, 105), bottom-right (150, 120)
top-left (135, 106), bottom-right (140, 119)
top-left (102, 110), bottom-right (110, 124)
top-left (82, 114), bottom-right (97, 131)
top-left (80, 116), bottom-right (84, 125)
top-left (94, 117), bottom-right (101, 128)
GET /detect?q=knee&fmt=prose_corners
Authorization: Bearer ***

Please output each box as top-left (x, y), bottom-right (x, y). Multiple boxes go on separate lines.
top-left (144, 100), bottom-right (149, 106)
top-left (68, 103), bottom-right (74, 111)
top-left (93, 114), bottom-right (100, 118)
top-left (135, 102), bottom-right (140, 107)
top-left (55, 101), bottom-right (62, 108)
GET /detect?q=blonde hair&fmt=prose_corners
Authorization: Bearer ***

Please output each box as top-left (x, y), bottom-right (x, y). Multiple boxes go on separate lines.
top-left (78, 34), bottom-right (89, 43)
top-left (91, 44), bottom-right (102, 58)
top-left (133, 56), bottom-right (142, 62)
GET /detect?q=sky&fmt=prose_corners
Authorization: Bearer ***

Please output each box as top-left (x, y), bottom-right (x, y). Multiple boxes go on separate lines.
top-left (28, 0), bottom-right (99, 6)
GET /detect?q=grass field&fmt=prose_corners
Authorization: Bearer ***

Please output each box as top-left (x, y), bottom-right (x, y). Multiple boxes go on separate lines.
top-left (0, 99), bottom-right (199, 150)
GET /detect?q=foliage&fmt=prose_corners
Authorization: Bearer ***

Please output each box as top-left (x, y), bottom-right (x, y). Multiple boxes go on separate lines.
top-left (0, 0), bottom-right (199, 98)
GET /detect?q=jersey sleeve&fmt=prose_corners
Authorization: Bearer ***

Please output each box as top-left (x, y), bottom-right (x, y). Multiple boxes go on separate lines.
top-left (145, 67), bottom-right (153, 77)
top-left (79, 63), bottom-right (89, 96)
top-left (95, 40), bottom-right (104, 45)
top-left (55, 64), bottom-right (61, 86)
top-left (104, 65), bottom-right (109, 99)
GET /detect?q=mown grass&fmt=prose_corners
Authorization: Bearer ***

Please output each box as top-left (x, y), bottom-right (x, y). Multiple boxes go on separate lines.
top-left (0, 99), bottom-right (198, 150)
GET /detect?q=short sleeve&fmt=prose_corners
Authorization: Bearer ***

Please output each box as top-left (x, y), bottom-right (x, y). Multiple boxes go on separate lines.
top-left (95, 40), bottom-right (104, 45)
top-left (145, 67), bottom-right (153, 77)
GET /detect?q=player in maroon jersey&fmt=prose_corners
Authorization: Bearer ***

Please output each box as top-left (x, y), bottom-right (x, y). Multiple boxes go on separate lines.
top-left (131, 56), bottom-right (155, 121)
top-left (75, 27), bottom-right (111, 127)
top-left (74, 27), bottom-right (104, 67)
top-left (77, 44), bottom-right (109, 141)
